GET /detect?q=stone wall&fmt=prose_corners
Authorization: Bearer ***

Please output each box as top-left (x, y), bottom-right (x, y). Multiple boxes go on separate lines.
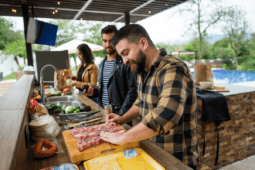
top-left (197, 92), bottom-right (255, 170)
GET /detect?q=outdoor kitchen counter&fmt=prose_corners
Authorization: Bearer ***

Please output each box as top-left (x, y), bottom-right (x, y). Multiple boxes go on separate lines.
top-left (75, 93), bottom-right (193, 170)
top-left (196, 83), bottom-right (255, 169)
top-left (0, 74), bottom-right (192, 170)
top-left (213, 83), bottom-right (255, 96)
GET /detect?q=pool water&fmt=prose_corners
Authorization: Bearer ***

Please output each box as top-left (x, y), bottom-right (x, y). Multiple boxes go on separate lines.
top-left (191, 69), bottom-right (255, 84)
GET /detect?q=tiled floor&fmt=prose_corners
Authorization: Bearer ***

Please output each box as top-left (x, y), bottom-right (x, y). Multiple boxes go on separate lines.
top-left (0, 80), bottom-right (16, 97)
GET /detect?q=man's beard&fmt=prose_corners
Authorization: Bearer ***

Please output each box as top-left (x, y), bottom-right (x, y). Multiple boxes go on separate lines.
top-left (127, 50), bottom-right (146, 74)
top-left (105, 47), bottom-right (116, 54)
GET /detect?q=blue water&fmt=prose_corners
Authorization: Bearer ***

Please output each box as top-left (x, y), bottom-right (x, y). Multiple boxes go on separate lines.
top-left (191, 69), bottom-right (255, 84)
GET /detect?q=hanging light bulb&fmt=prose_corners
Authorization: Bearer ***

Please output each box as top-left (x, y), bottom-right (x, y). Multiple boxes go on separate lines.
top-left (80, 18), bottom-right (83, 20)
top-left (52, 11), bottom-right (55, 14)
top-left (55, 9), bottom-right (58, 13)
top-left (12, 8), bottom-right (17, 13)
top-left (148, 11), bottom-right (151, 14)
top-left (57, 1), bottom-right (60, 5)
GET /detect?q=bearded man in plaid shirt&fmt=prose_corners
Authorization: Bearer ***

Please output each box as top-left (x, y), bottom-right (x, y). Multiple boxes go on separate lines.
top-left (100, 24), bottom-right (200, 170)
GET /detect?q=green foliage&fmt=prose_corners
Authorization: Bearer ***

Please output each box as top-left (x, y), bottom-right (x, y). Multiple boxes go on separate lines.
top-left (222, 63), bottom-right (236, 70)
top-left (0, 18), bottom-right (24, 50)
top-left (212, 38), bottom-right (229, 50)
top-left (179, 0), bottom-right (231, 59)
top-left (184, 43), bottom-right (194, 51)
top-left (92, 50), bottom-right (106, 58)
top-left (3, 39), bottom-right (26, 56)
top-left (156, 43), bottom-right (176, 54)
top-left (50, 20), bottom-right (86, 47)
top-left (1, 39), bottom-right (27, 64)
top-left (84, 23), bottom-right (104, 46)
top-left (3, 73), bottom-right (16, 80)
top-left (240, 58), bottom-right (255, 71)
top-left (211, 47), bottom-right (235, 60)
top-left (222, 8), bottom-right (249, 66)
top-left (18, 64), bottom-right (27, 71)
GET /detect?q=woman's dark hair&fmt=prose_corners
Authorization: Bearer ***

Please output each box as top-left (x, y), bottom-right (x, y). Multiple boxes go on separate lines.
top-left (77, 43), bottom-right (94, 65)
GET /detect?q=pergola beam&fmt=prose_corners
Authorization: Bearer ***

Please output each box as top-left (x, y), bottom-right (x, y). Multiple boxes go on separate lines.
top-left (73, 0), bottom-right (93, 20)
top-left (21, 0), bottom-right (33, 66)
top-left (32, 6), bottom-right (150, 17)
top-left (113, 0), bottom-right (155, 22)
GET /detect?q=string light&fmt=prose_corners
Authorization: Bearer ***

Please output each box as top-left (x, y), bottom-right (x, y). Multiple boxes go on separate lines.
top-left (80, 18), bottom-right (83, 20)
top-left (148, 11), bottom-right (151, 14)
top-left (52, 11), bottom-right (55, 14)
top-left (55, 9), bottom-right (58, 13)
top-left (12, 8), bottom-right (17, 13)
top-left (57, 1), bottom-right (60, 5)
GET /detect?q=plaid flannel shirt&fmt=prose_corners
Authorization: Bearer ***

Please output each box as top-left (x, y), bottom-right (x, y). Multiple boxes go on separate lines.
top-left (134, 50), bottom-right (200, 167)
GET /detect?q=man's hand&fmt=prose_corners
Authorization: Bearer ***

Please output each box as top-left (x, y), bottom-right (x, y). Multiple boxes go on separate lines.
top-left (83, 86), bottom-right (94, 96)
top-left (100, 131), bottom-right (126, 145)
top-left (106, 113), bottom-right (125, 125)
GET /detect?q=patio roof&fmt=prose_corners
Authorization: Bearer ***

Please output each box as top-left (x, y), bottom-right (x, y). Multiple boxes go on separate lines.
top-left (0, 0), bottom-right (187, 23)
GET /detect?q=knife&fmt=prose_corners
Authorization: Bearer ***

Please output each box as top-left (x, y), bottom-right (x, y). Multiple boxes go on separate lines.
top-left (67, 117), bottom-right (102, 128)
top-left (64, 120), bottom-right (105, 130)
top-left (70, 114), bottom-right (102, 123)
top-left (60, 110), bottom-right (100, 120)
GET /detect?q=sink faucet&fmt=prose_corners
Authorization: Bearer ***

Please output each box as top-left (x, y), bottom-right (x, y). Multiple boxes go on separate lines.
top-left (40, 64), bottom-right (59, 104)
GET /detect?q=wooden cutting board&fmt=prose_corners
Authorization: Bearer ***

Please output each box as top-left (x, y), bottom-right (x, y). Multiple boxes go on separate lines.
top-left (196, 85), bottom-right (230, 92)
top-left (62, 127), bottom-right (139, 164)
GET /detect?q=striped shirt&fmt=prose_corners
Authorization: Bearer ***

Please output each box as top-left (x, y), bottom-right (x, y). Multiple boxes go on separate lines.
top-left (102, 59), bottom-right (116, 108)
top-left (134, 50), bottom-right (200, 167)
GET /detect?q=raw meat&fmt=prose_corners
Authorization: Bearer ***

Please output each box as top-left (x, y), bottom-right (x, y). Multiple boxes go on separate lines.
top-left (70, 122), bottom-right (125, 152)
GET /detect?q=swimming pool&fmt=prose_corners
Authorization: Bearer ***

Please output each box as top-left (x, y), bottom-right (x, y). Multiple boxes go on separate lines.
top-left (191, 69), bottom-right (255, 84)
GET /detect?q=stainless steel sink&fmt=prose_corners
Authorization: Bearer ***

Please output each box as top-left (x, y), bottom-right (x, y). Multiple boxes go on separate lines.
top-left (44, 101), bottom-right (85, 108)
top-left (45, 96), bottom-right (76, 102)
top-left (44, 101), bottom-right (94, 120)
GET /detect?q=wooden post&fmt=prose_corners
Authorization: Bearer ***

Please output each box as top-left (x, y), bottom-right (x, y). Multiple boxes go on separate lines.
top-left (21, 4), bottom-right (33, 66)
top-left (124, 12), bottom-right (130, 25)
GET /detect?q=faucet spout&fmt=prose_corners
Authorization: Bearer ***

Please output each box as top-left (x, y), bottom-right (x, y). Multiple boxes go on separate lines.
top-left (40, 64), bottom-right (59, 104)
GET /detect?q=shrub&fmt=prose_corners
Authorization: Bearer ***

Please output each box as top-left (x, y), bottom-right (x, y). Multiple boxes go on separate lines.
top-left (222, 58), bottom-right (236, 70)
top-left (240, 58), bottom-right (255, 71)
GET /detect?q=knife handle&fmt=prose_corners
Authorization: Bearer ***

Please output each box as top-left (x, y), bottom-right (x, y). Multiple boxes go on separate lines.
top-left (68, 117), bottom-right (102, 128)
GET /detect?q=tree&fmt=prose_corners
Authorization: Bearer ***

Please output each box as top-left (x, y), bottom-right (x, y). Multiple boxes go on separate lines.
top-left (222, 8), bottom-right (249, 67)
top-left (0, 18), bottom-right (23, 50)
top-left (179, 0), bottom-right (230, 60)
top-left (155, 43), bottom-right (176, 54)
top-left (84, 22), bottom-right (107, 58)
top-left (2, 39), bottom-right (27, 70)
top-left (187, 37), bottom-right (211, 60)
top-left (211, 38), bottom-right (235, 60)
top-left (47, 20), bottom-right (88, 71)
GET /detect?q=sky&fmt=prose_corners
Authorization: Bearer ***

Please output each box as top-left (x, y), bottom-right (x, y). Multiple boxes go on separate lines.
top-left (3, 0), bottom-right (255, 45)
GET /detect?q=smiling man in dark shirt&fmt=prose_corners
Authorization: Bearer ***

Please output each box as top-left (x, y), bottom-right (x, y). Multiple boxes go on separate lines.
top-left (83, 25), bottom-right (137, 118)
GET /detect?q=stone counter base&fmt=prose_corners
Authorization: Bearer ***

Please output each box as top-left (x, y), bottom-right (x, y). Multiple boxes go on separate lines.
top-left (197, 92), bottom-right (255, 170)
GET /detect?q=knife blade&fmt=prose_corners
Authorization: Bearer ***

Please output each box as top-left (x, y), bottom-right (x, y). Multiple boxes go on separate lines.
top-left (68, 117), bottom-right (102, 128)
top-left (70, 114), bottom-right (102, 123)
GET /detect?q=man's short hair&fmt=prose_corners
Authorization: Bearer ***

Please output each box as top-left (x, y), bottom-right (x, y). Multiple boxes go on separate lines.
top-left (111, 24), bottom-right (155, 47)
top-left (101, 25), bottom-right (118, 36)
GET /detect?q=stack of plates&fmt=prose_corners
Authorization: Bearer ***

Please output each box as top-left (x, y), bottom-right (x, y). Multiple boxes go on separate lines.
top-left (29, 115), bottom-right (60, 141)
